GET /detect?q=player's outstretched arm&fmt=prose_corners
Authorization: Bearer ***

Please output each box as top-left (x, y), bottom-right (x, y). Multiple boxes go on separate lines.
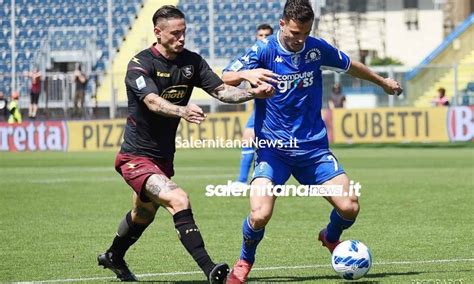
top-left (143, 93), bottom-right (205, 124)
top-left (209, 83), bottom-right (274, 104)
top-left (222, 69), bottom-right (278, 87)
top-left (347, 60), bottom-right (403, 96)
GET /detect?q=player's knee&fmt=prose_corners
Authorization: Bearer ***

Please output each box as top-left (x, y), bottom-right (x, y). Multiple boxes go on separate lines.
top-left (168, 190), bottom-right (190, 211)
top-left (339, 198), bottom-right (359, 220)
top-left (250, 210), bottom-right (272, 229)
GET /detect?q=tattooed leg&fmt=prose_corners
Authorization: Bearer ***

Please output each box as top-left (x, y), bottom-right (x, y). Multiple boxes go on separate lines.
top-left (143, 174), bottom-right (190, 214)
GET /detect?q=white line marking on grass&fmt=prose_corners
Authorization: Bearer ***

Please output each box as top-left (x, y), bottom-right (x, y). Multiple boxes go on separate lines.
top-left (15, 258), bottom-right (474, 283)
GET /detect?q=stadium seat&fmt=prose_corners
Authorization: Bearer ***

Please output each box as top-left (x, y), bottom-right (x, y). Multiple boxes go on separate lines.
top-left (1, 0), bottom-right (283, 97)
top-left (0, 0), bottom-right (142, 72)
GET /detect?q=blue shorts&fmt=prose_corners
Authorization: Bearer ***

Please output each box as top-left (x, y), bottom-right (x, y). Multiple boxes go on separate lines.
top-left (252, 148), bottom-right (345, 185)
top-left (245, 112), bottom-right (255, 129)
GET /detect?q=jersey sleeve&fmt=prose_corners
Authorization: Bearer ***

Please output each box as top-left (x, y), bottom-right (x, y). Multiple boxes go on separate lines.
top-left (124, 55), bottom-right (159, 101)
top-left (319, 39), bottom-right (351, 73)
top-left (195, 56), bottom-right (224, 94)
top-left (223, 40), bottom-right (265, 72)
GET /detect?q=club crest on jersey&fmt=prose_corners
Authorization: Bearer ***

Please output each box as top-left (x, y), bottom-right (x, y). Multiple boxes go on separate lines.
top-left (305, 48), bottom-right (321, 63)
top-left (291, 54), bottom-right (301, 67)
top-left (181, 65), bottom-right (194, 79)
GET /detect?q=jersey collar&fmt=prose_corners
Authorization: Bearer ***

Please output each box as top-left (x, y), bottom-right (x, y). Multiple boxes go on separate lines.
top-left (150, 43), bottom-right (161, 58)
top-left (277, 30), bottom-right (306, 55)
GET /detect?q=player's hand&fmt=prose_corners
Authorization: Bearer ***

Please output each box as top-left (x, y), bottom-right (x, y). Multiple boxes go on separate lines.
top-left (181, 103), bottom-right (206, 124)
top-left (242, 69), bottom-right (279, 86)
top-left (383, 78), bottom-right (403, 96)
top-left (251, 82), bottom-right (275, 99)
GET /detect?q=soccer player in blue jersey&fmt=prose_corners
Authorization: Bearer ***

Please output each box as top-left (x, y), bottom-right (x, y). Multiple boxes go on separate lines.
top-left (233, 24), bottom-right (274, 187)
top-left (223, 0), bottom-right (403, 282)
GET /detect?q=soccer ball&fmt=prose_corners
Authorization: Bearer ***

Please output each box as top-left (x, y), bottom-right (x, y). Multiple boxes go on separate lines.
top-left (331, 240), bottom-right (372, 280)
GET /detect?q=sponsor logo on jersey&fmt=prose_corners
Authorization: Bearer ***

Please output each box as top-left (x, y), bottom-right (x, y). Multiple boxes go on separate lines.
top-left (305, 48), bottom-right (321, 63)
top-left (160, 85), bottom-right (189, 103)
top-left (274, 56), bottom-right (284, 63)
top-left (181, 65), bottom-right (194, 79)
top-left (157, 71), bottom-right (171, 78)
top-left (276, 71), bottom-right (314, 93)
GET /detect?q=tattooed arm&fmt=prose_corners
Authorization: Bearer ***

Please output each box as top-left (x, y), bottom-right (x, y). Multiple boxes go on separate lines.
top-left (143, 94), bottom-right (205, 124)
top-left (208, 83), bottom-right (274, 104)
top-left (143, 93), bottom-right (183, 117)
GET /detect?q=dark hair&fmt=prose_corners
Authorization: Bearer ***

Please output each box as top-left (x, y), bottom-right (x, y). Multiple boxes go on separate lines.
top-left (257, 23), bottom-right (274, 34)
top-left (152, 5), bottom-right (185, 26)
top-left (283, 0), bottom-right (314, 23)
top-left (438, 87), bottom-right (446, 96)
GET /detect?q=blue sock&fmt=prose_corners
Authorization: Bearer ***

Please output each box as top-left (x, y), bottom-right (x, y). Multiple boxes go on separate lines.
top-left (326, 209), bottom-right (355, 243)
top-left (240, 216), bottom-right (265, 264)
top-left (237, 147), bottom-right (254, 183)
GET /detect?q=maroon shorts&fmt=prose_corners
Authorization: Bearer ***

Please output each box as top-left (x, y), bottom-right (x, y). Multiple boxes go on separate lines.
top-left (115, 152), bottom-right (174, 201)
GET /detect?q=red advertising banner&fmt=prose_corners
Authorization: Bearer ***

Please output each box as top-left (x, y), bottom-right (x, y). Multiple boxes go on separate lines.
top-left (0, 121), bottom-right (68, 152)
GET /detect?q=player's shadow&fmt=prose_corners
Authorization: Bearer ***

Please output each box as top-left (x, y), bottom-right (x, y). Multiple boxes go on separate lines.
top-left (249, 274), bottom-right (347, 282)
top-left (249, 271), bottom-right (422, 282)
top-left (116, 269), bottom-right (472, 283)
top-left (134, 281), bottom-right (207, 283)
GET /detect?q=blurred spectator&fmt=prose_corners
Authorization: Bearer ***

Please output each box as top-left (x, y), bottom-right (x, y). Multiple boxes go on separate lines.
top-left (0, 91), bottom-right (8, 121)
top-left (328, 83), bottom-right (346, 109)
top-left (433, 87), bottom-right (450, 107)
top-left (8, 91), bottom-right (22, 124)
top-left (256, 23), bottom-right (273, 40)
top-left (27, 67), bottom-right (42, 119)
top-left (73, 64), bottom-right (88, 118)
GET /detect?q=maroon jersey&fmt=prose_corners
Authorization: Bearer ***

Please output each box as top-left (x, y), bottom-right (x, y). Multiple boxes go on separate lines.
top-left (31, 73), bottom-right (41, 94)
top-left (121, 44), bottom-right (223, 160)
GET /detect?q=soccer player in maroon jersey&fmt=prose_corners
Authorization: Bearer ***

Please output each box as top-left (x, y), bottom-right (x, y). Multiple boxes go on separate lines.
top-left (97, 5), bottom-right (274, 283)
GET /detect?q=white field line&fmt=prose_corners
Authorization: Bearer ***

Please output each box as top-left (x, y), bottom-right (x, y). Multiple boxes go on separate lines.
top-left (13, 258), bottom-right (474, 283)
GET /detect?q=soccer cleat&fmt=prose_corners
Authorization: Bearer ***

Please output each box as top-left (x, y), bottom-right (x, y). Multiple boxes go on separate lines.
top-left (226, 259), bottom-right (253, 284)
top-left (318, 228), bottom-right (341, 253)
top-left (208, 263), bottom-right (230, 284)
top-left (97, 251), bottom-right (138, 282)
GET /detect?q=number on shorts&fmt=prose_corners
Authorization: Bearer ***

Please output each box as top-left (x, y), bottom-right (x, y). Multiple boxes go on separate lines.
top-left (327, 155), bottom-right (338, 171)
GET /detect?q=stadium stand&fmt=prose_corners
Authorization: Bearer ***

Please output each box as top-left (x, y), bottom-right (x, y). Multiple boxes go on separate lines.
top-left (1, 0), bottom-right (285, 109)
top-left (96, 0), bottom-right (284, 105)
top-left (177, 0), bottom-right (282, 59)
top-left (407, 14), bottom-right (474, 107)
top-left (0, 0), bottom-right (143, 97)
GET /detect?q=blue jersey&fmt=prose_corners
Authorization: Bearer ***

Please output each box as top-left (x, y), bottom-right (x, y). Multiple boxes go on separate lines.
top-left (224, 32), bottom-right (350, 159)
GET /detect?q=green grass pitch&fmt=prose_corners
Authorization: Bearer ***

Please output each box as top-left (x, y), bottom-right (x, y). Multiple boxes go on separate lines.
top-left (0, 146), bottom-right (473, 283)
